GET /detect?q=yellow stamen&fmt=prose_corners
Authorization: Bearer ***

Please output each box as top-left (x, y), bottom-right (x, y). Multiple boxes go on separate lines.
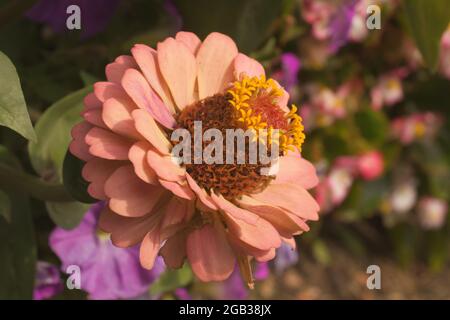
top-left (227, 75), bottom-right (306, 154)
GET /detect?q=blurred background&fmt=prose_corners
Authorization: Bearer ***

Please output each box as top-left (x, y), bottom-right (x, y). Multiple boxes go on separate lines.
top-left (0, 0), bottom-right (449, 299)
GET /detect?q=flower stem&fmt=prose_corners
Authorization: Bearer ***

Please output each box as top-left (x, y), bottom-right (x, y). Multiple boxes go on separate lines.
top-left (0, 163), bottom-right (73, 202)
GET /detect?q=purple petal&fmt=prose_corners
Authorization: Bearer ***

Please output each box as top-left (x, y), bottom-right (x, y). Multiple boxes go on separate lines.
top-left (26, 0), bottom-right (120, 39)
top-left (33, 261), bottom-right (63, 300)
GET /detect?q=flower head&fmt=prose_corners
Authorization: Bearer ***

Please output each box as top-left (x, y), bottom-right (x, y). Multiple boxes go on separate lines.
top-left (49, 202), bottom-right (164, 299)
top-left (69, 32), bottom-right (319, 287)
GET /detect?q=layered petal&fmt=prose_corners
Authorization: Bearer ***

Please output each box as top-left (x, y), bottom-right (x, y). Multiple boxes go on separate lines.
top-left (85, 127), bottom-right (133, 160)
top-left (187, 223), bottom-right (235, 281)
top-left (128, 141), bottom-right (158, 184)
top-left (160, 231), bottom-right (187, 269)
top-left (251, 183), bottom-right (320, 221)
top-left (69, 121), bottom-right (94, 161)
top-left (131, 44), bottom-right (176, 113)
top-left (274, 150), bottom-right (319, 189)
top-left (140, 230), bottom-right (161, 269)
top-left (104, 165), bottom-right (166, 217)
top-left (105, 55), bottom-right (138, 84)
top-left (175, 31), bottom-right (201, 54)
top-left (82, 158), bottom-right (122, 200)
top-left (94, 81), bottom-right (130, 103)
top-left (185, 174), bottom-right (218, 211)
top-left (146, 147), bottom-right (185, 182)
top-left (234, 53), bottom-right (265, 78)
top-left (157, 37), bottom-right (197, 110)
top-left (131, 109), bottom-right (171, 155)
top-left (99, 207), bottom-right (162, 247)
top-left (122, 69), bottom-right (176, 129)
top-left (236, 195), bottom-right (308, 237)
top-left (196, 32), bottom-right (238, 99)
top-left (102, 98), bottom-right (141, 140)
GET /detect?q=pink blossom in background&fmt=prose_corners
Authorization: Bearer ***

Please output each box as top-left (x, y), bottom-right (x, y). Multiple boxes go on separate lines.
top-left (304, 79), bottom-right (362, 128)
top-left (49, 202), bottom-right (165, 300)
top-left (391, 112), bottom-right (442, 145)
top-left (371, 68), bottom-right (408, 110)
top-left (315, 157), bottom-right (356, 213)
top-left (301, 0), bottom-right (336, 41)
top-left (357, 151), bottom-right (384, 181)
top-left (417, 197), bottom-right (448, 230)
top-left (33, 261), bottom-right (63, 300)
top-left (389, 179), bottom-right (417, 215)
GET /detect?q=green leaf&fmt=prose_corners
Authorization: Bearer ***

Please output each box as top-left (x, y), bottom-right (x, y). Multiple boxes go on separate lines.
top-left (46, 201), bottom-right (90, 230)
top-left (403, 0), bottom-right (450, 70)
top-left (338, 178), bottom-right (387, 222)
top-left (28, 86), bottom-right (92, 179)
top-left (354, 108), bottom-right (389, 147)
top-left (28, 86), bottom-right (94, 228)
top-left (0, 190), bottom-right (11, 223)
top-left (173, 0), bottom-right (283, 53)
top-left (150, 264), bottom-right (193, 296)
top-left (0, 51), bottom-right (36, 141)
top-left (0, 146), bottom-right (36, 299)
top-left (311, 240), bottom-right (331, 266)
top-left (389, 223), bottom-right (417, 268)
top-left (62, 151), bottom-right (96, 204)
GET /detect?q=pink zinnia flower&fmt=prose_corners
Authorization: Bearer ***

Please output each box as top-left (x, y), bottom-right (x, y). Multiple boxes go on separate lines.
top-left (69, 32), bottom-right (319, 287)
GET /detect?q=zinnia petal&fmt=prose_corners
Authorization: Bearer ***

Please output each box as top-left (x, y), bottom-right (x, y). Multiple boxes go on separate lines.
top-left (157, 37), bottom-right (197, 110)
top-left (187, 223), bottom-right (235, 281)
top-left (85, 127), bottom-right (133, 160)
top-left (122, 68), bottom-right (176, 129)
top-left (274, 150), bottom-right (319, 189)
top-left (104, 165), bottom-right (166, 217)
top-left (130, 44), bottom-right (176, 113)
top-left (131, 109), bottom-right (172, 155)
top-left (175, 31), bottom-right (202, 54)
top-left (102, 97), bottom-right (142, 140)
top-left (234, 53), bottom-right (265, 78)
top-left (105, 55), bottom-right (138, 84)
top-left (196, 32), bottom-right (238, 99)
top-left (251, 183), bottom-right (320, 221)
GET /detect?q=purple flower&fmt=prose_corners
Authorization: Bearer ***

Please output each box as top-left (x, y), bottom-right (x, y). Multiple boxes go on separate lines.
top-left (219, 263), bottom-right (269, 300)
top-left (174, 288), bottom-right (192, 300)
top-left (49, 202), bottom-right (165, 300)
top-left (328, 0), bottom-right (358, 53)
top-left (220, 267), bottom-right (248, 300)
top-left (33, 261), bottom-right (64, 300)
top-left (274, 243), bottom-right (299, 274)
top-left (164, 0), bottom-right (183, 31)
top-left (26, 0), bottom-right (120, 39)
top-left (279, 53), bottom-right (301, 92)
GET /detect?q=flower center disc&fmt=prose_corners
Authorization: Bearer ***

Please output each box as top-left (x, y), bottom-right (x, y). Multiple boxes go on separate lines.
top-left (175, 93), bottom-right (274, 201)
